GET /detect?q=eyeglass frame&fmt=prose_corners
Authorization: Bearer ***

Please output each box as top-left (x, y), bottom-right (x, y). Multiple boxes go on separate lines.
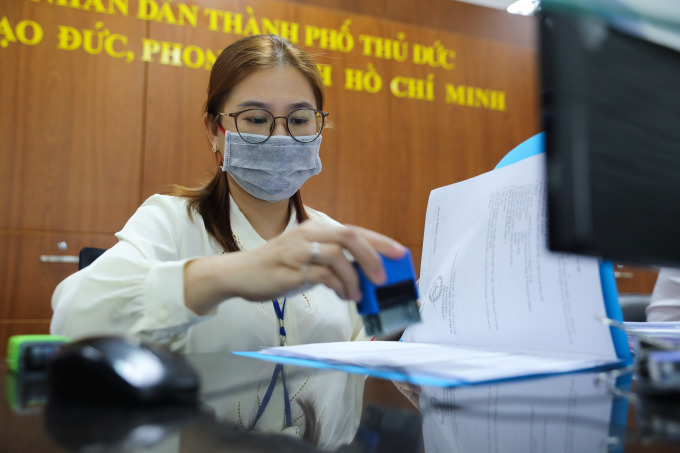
top-left (218, 108), bottom-right (329, 144)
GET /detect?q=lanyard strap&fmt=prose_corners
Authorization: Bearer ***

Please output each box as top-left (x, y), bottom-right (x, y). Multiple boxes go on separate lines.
top-left (249, 364), bottom-right (292, 430)
top-left (272, 298), bottom-right (287, 346)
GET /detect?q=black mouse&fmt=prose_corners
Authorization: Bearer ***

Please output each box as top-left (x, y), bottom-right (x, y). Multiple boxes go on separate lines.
top-left (47, 336), bottom-right (200, 405)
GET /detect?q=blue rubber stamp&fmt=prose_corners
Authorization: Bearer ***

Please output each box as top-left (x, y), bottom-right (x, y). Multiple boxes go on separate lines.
top-left (354, 250), bottom-right (421, 337)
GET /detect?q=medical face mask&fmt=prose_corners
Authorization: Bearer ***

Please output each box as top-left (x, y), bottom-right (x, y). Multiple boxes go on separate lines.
top-left (221, 131), bottom-right (323, 202)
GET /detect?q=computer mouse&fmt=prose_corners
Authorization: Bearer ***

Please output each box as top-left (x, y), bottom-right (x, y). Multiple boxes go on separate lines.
top-left (47, 336), bottom-right (200, 405)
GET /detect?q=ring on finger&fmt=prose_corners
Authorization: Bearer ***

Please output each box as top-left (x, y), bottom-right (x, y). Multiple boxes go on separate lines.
top-left (310, 241), bottom-right (322, 264)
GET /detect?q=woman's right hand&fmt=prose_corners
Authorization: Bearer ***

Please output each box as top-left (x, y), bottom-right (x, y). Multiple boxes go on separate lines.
top-left (184, 220), bottom-right (407, 315)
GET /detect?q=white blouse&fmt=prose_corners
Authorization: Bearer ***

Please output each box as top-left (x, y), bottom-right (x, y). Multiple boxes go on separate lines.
top-left (51, 194), bottom-right (367, 352)
top-left (646, 267), bottom-right (680, 322)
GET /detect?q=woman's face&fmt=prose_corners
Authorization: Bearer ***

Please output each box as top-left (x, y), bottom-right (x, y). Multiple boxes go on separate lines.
top-left (219, 66), bottom-right (317, 139)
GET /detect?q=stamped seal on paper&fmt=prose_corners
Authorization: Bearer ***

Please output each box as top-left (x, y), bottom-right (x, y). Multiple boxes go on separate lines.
top-left (429, 274), bottom-right (443, 303)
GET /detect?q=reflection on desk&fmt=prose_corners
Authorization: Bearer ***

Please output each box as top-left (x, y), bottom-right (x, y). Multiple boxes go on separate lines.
top-left (418, 373), bottom-right (628, 453)
top-left (3, 353), bottom-right (680, 452)
top-left (189, 353), bottom-right (366, 449)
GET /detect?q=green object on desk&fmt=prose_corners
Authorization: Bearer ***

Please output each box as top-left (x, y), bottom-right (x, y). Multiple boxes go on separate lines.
top-left (6, 335), bottom-right (70, 374)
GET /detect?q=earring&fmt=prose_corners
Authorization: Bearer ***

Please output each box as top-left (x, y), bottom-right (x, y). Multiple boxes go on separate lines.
top-left (212, 144), bottom-right (217, 153)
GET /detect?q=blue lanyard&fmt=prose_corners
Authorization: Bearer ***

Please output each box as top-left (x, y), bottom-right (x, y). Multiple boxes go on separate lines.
top-left (249, 301), bottom-right (292, 430)
top-left (273, 298), bottom-right (287, 346)
top-left (249, 363), bottom-right (292, 430)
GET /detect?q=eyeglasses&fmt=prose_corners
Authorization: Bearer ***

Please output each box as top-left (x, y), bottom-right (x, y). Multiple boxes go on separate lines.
top-left (219, 108), bottom-right (329, 144)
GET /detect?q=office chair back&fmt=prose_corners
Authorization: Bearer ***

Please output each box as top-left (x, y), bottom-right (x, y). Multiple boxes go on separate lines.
top-left (78, 247), bottom-right (106, 270)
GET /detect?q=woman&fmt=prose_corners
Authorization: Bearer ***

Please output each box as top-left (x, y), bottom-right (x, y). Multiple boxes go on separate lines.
top-left (51, 34), bottom-right (406, 352)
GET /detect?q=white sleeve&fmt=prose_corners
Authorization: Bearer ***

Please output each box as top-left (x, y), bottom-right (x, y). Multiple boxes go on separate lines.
top-left (50, 195), bottom-right (209, 350)
top-left (646, 267), bottom-right (680, 322)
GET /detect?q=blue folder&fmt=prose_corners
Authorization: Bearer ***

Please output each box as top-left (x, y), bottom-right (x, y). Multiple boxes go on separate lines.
top-left (237, 133), bottom-right (632, 386)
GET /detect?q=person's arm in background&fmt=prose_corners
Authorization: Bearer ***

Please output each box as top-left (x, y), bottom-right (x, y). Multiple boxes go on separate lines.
top-left (646, 267), bottom-right (680, 321)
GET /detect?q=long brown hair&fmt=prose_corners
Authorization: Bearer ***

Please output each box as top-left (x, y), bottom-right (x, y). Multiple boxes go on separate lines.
top-left (163, 34), bottom-right (325, 252)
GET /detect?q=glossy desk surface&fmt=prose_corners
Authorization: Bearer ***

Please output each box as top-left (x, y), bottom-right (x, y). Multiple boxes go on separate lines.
top-left (2, 353), bottom-right (680, 452)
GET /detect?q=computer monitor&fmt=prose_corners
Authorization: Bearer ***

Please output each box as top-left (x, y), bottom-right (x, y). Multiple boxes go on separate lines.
top-left (540, 4), bottom-right (680, 267)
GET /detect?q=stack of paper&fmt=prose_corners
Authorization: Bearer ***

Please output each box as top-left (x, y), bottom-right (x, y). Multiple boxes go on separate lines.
top-left (624, 322), bottom-right (680, 347)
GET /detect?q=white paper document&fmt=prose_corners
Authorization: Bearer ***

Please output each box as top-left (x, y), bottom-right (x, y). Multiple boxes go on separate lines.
top-left (244, 154), bottom-right (626, 386)
top-left (403, 154), bottom-right (617, 357)
top-left (256, 340), bottom-right (617, 385)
